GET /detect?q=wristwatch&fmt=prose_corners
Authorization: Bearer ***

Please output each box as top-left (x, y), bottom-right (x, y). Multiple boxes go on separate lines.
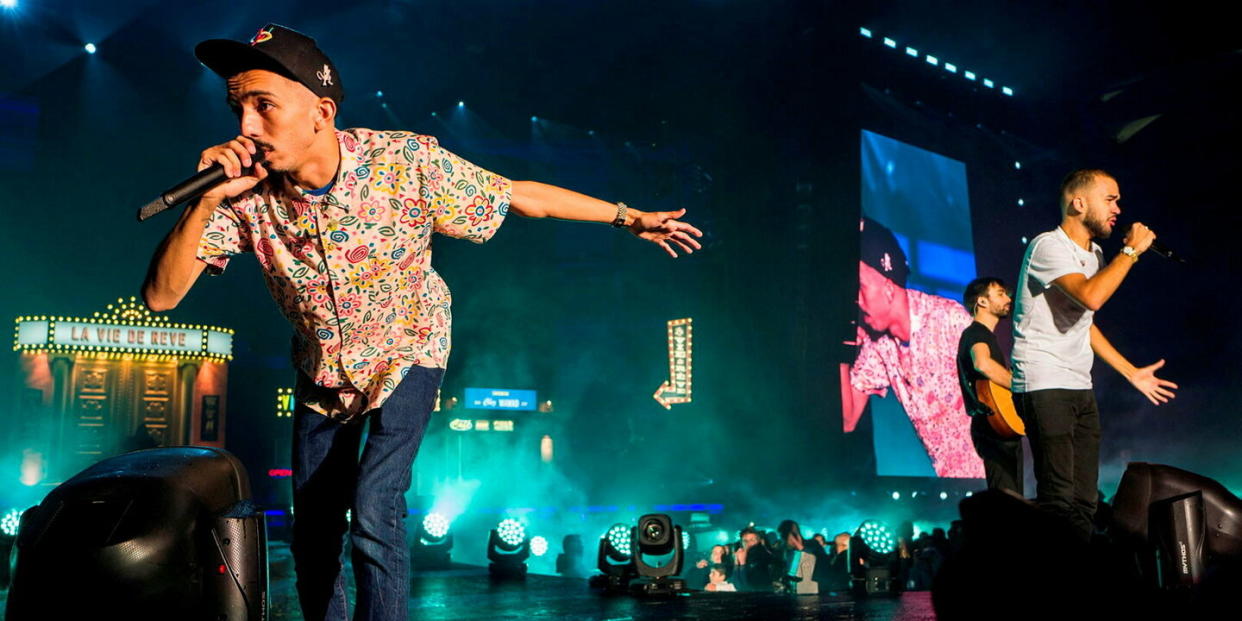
top-left (611, 202), bottom-right (629, 228)
top-left (1121, 246), bottom-right (1139, 262)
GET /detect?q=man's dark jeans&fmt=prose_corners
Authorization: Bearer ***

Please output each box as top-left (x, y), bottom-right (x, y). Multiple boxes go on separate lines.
top-left (969, 414), bottom-right (1024, 496)
top-left (1014, 388), bottom-right (1100, 540)
top-left (290, 365), bottom-right (444, 621)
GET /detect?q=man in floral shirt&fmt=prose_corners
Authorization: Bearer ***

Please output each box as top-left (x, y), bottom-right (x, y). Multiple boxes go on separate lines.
top-left (839, 217), bottom-right (981, 478)
top-left (141, 24), bottom-right (702, 621)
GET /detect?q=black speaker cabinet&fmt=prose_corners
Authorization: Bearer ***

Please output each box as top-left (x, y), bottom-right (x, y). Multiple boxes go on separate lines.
top-left (1150, 491), bottom-right (1206, 588)
top-left (1114, 462), bottom-right (1242, 556)
top-left (5, 446), bottom-right (268, 621)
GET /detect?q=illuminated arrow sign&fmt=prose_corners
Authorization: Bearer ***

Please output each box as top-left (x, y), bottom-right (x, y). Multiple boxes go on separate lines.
top-left (653, 318), bottom-right (693, 410)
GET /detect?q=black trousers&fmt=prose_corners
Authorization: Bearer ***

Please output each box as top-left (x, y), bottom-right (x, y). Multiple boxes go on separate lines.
top-left (1014, 388), bottom-right (1100, 540)
top-left (969, 414), bottom-right (1024, 496)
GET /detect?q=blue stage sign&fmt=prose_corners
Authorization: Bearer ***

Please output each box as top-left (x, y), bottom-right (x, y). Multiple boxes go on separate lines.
top-left (464, 388), bottom-right (537, 411)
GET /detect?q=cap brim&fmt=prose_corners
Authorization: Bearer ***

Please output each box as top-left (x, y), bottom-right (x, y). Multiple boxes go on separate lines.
top-left (194, 39), bottom-right (298, 82)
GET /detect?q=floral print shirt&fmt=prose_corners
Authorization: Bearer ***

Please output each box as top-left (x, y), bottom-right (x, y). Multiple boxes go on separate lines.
top-left (848, 289), bottom-right (982, 478)
top-left (197, 128), bottom-right (510, 420)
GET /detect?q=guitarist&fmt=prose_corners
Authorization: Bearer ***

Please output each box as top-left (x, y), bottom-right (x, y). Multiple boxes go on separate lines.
top-left (956, 277), bottom-right (1022, 495)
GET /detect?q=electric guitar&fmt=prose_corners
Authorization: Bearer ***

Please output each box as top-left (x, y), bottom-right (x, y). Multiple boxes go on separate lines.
top-left (974, 379), bottom-right (1025, 438)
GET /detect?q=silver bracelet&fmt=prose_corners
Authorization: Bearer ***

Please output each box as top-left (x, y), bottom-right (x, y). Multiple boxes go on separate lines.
top-left (611, 202), bottom-right (628, 228)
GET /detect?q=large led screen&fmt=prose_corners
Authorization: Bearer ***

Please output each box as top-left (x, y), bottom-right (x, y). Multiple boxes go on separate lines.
top-left (841, 130), bottom-right (983, 478)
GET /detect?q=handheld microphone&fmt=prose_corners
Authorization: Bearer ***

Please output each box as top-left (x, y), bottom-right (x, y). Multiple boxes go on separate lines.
top-left (136, 153), bottom-right (266, 222)
top-left (1122, 223), bottom-right (1186, 264)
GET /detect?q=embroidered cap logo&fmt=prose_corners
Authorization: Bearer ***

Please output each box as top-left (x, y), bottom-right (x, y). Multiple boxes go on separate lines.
top-left (250, 27), bottom-right (273, 45)
top-left (317, 64), bottom-right (333, 87)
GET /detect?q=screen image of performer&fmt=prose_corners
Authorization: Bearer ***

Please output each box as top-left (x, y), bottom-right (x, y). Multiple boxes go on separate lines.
top-left (955, 277), bottom-right (1022, 495)
top-left (840, 217), bottom-right (980, 478)
top-left (1010, 169), bottom-right (1177, 540)
top-left (140, 24), bottom-right (702, 621)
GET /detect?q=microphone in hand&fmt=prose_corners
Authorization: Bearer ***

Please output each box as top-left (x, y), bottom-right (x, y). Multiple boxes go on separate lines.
top-left (137, 150), bottom-right (267, 222)
top-left (1122, 222), bottom-right (1185, 264)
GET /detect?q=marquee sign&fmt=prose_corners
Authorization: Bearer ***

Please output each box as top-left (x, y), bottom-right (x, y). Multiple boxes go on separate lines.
top-left (13, 297), bottom-right (233, 361)
top-left (653, 318), bottom-right (692, 410)
top-left (464, 387), bottom-right (537, 411)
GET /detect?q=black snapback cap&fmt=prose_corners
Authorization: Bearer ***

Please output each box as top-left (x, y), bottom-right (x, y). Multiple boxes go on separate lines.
top-left (195, 24), bottom-right (345, 103)
top-left (860, 216), bottom-right (910, 286)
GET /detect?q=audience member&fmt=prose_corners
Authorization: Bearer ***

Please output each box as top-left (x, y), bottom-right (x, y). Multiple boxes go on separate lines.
top-left (733, 527), bottom-right (777, 592)
top-left (704, 564), bottom-right (736, 592)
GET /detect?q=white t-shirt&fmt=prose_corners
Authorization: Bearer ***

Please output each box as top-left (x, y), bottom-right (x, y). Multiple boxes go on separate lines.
top-left (1011, 227), bottom-right (1104, 392)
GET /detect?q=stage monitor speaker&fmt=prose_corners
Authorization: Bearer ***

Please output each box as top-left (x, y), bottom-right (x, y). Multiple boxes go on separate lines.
top-left (5, 446), bottom-right (268, 621)
top-left (1112, 462), bottom-right (1242, 561)
top-left (1150, 491), bottom-right (1206, 588)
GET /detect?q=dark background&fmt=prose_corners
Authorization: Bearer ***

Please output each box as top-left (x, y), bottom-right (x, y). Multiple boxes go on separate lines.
top-left (2, 0), bottom-right (1239, 527)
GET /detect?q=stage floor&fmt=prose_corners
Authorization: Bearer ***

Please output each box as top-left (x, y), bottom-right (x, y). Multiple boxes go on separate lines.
top-left (0, 543), bottom-right (934, 620)
top-left (264, 545), bottom-right (937, 621)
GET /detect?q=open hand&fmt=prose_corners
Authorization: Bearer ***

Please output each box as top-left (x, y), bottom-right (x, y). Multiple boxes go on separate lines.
top-left (1130, 359), bottom-right (1178, 405)
top-left (628, 208), bottom-right (704, 258)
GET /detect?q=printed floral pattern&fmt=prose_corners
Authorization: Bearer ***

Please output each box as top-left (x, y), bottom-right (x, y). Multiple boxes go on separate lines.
top-left (848, 290), bottom-right (982, 478)
top-left (198, 128), bottom-right (510, 419)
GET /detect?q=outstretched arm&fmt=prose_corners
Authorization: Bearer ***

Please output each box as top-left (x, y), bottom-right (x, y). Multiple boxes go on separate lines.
top-left (509, 180), bottom-right (703, 257)
top-left (1090, 324), bottom-right (1178, 405)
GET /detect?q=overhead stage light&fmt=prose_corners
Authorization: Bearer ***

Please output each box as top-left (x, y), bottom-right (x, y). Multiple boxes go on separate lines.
top-left (488, 518), bottom-right (530, 578)
top-left (497, 518), bottom-right (525, 546)
top-left (530, 535), bottom-right (548, 557)
top-left (983, 79), bottom-right (995, 88)
top-left (858, 520), bottom-right (896, 555)
top-left (964, 71), bottom-right (977, 81)
top-left (883, 38), bottom-right (897, 49)
top-left (854, 520), bottom-right (897, 596)
top-left (629, 514), bottom-right (687, 596)
top-left (905, 47), bottom-right (918, 58)
top-left (925, 55), bottom-right (938, 66)
top-left (1002, 86), bottom-right (1014, 96)
top-left (423, 512), bottom-right (450, 539)
top-left (591, 522), bottom-right (636, 592)
top-left (1, 508), bottom-right (23, 590)
top-left (859, 27), bottom-right (872, 38)
top-left (2, 508), bottom-right (22, 537)
top-left (607, 522), bottom-right (632, 557)
top-left (1, 0), bottom-right (18, 10)
top-left (412, 512), bottom-right (453, 570)
top-left (944, 63), bottom-right (957, 73)
top-left (84, 43), bottom-right (97, 54)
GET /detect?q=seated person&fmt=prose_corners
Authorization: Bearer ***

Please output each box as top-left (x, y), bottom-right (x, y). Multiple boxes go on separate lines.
top-left (704, 564), bottom-right (736, 592)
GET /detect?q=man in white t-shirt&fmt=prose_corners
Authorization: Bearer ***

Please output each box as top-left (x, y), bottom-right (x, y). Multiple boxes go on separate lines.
top-left (1011, 169), bottom-right (1178, 539)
